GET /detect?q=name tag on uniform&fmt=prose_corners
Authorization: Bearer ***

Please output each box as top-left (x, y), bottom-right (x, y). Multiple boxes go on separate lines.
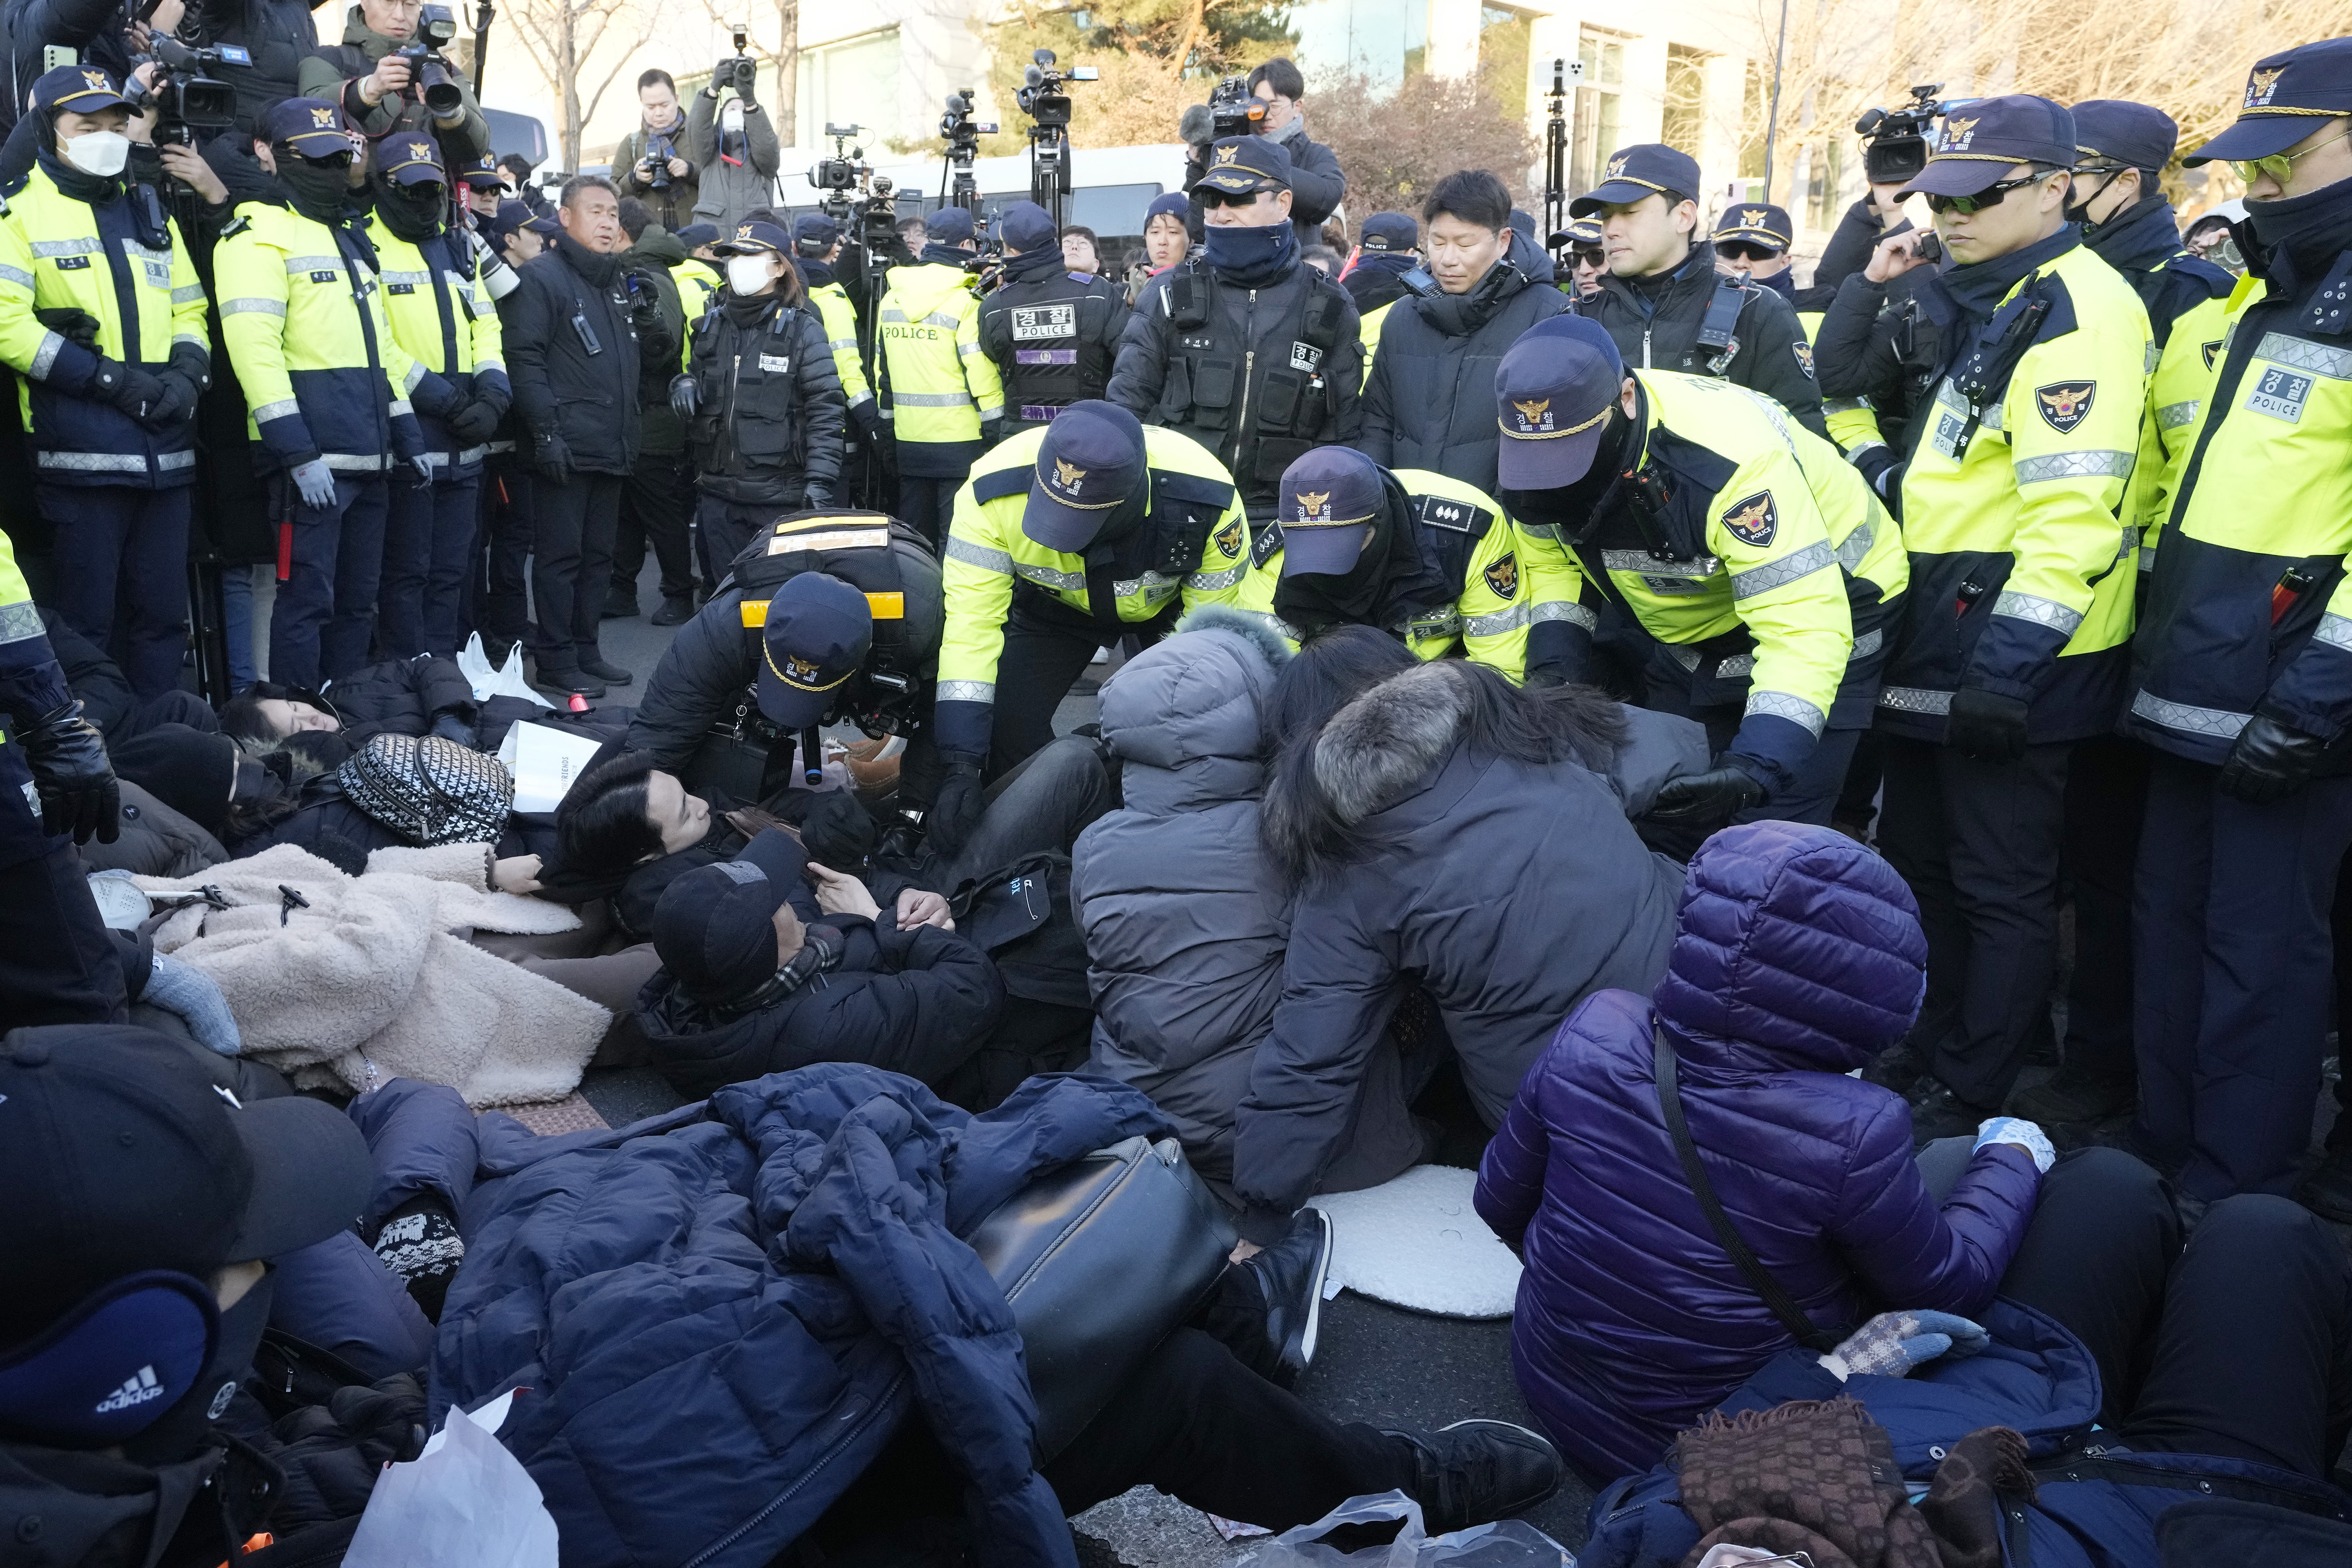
top-left (1290, 341), bottom-right (1323, 373)
top-left (1012, 304), bottom-right (1075, 340)
top-left (388, 283), bottom-right (415, 295)
top-left (1927, 410), bottom-right (1970, 462)
top-left (310, 270), bottom-right (339, 284)
top-left (2246, 365), bottom-right (2315, 423)
top-left (759, 354), bottom-right (791, 374)
top-left (140, 260), bottom-right (169, 290)
top-left (55, 256), bottom-right (89, 271)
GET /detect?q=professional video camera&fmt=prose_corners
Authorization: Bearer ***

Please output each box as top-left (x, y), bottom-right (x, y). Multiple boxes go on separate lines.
top-left (1206, 74), bottom-right (1265, 141)
top-left (126, 34), bottom-right (243, 149)
top-left (1015, 47), bottom-right (1093, 130)
top-left (394, 2), bottom-right (467, 119)
top-left (715, 24), bottom-right (756, 97)
top-left (808, 123), bottom-right (870, 220)
top-left (1854, 83), bottom-right (1959, 186)
top-left (938, 89), bottom-right (994, 214)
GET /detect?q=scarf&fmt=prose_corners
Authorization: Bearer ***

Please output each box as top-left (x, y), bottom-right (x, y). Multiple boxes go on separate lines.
top-left (554, 228), bottom-right (622, 288)
top-left (1203, 219), bottom-right (1297, 289)
top-left (278, 155), bottom-right (355, 226)
top-left (920, 242), bottom-right (975, 269)
top-left (2244, 174), bottom-right (2352, 297)
top-left (722, 287), bottom-right (784, 330)
top-left (1272, 472), bottom-right (1453, 636)
top-left (374, 179), bottom-right (447, 245)
top-left (2079, 192), bottom-right (2187, 270)
top-left (798, 256), bottom-right (836, 288)
top-left (1914, 223), bottom-right (2077, 341)
top-left (1749, 264), bottom-right (1797, 303)
top-left (1416, 248), bottom-right (1529, 338)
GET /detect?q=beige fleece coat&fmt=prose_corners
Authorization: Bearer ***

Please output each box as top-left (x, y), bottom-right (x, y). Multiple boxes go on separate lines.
top-left (135, 843), bottom-right (607, 1107)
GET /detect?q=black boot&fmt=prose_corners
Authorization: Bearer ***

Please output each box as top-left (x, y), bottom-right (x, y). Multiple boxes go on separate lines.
top-left (2008, 1062), bottom-right (2135, 1126)
top-left (603, 585), bottom-right (639, 619)
top-left (650, 595), bottom-right (694, 627)
top-left (1240, 1207), bottom-right (1334, 1389)
top-left (1906, 1077), bottom-right (1999, 1146)
top-left (579, 655), bottom-right (633, 685)
top-left (1383, 1418), bottom-right (1561, 1534)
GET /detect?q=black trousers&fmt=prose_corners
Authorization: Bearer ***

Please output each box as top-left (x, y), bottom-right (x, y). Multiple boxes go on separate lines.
top-left (38, 481), bottom-right (191, 701)
top-left (530, 473), bottom-right (624, 671)
top-left (987, 599), bottom-right (1174, 781)
top-left (269, 471), bottom-right (389, 690)
top-left (379, 473), bottom-right (482, 659)
top-left (895, 473), bottom-right (960, 548)
top-left (0, 842), bottom-right (126, 1027)
top-left (612, 453), bottom-right (697, 605)
top-left (2132, 756), bottom-right (2352, 1198)
top-left (1878, 735), bottom-right (2073, 1109)
top-left (692, 493), bottom-right (780, 590)
top-left (1999, 1147), bottom-right (2352, 1479)
top-left (927, 734), bottom-right (1112, 889)
top-left (468, 461), bottom-right (533, 656)
top-left (2058, 733), bottom-right (2149, 1085)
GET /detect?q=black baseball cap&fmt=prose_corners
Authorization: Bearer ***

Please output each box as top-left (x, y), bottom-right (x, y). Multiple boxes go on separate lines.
top-left (1900, 95), bottom-right (2076, 198)
top-left (927, 206), bottom-right (976, 246)
top-left (1494, 316), bottom-right (1626, 490)
top-left (490, 199), bottom-right (558, 245)
top-left (2071, 100), bottom-right (2178, 171)
top-left (2187, 41), bottom-right (2352, 166)
top-left (1571, 144), bottom-right (1702, 218)
top-left (1713, 202), bottom-right (1793, 251)
top-left (756, 571), bottom-right (874, 729)
top-left (378, 134), bottom-right (446, 187)
top-left (715, 219), bottom-right (792, 257)
top-left (1024, 400), bottom-right (1147, 552)
top-left (32, 63), bottom-right (133, 117)
top-left (1277, 447), bottom-right (1385, 575)
top-left (1360, 212), bottom-right (1417, 252)
top-left (1197, 135), bottom-right (1293, 197)
top-left (791, 213), bottom-right (837, 253)
top-left (650, 828), bottom-right (808, 1005)
top-left (996, 200), bottom-right (1057, 253)
top-left (0, 1025), bottom-right (371, 1349)
top-left (260, 96), bottom-right (355, 158)
top-left (456, 154), bottom-right (505, 188)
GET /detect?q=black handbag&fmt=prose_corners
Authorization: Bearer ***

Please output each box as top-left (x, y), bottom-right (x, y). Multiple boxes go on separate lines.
top-left (965, 1134), bottom-right (1236, 1462)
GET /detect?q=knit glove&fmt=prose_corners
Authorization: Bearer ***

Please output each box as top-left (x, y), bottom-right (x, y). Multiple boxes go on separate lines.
top-left (1974, 1115), bottom-right (2056, 1174)
top-left (1819, 1310), bottom-right (1989, 1380)
top-left (370, 1194), bottom-right (466, 1321)
top-left (142, 952), bottom-right (241, 1056)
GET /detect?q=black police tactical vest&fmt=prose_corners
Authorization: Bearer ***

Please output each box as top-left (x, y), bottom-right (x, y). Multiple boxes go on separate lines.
top-left (985, 270), bottom-right (1119, 424)
top-left (1153, 258), bottom-right (1350, 485)
top-left (726, 511), bottom-right (926, 722)
top-left (687, 298), bottom-right (810, 495)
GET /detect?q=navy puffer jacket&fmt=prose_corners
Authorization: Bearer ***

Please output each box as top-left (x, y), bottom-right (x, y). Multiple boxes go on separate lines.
top-left (1474, 821), bottom-right (2041, 1480)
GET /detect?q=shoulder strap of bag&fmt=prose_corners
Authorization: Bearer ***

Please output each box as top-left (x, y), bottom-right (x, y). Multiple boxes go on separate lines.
top-left (1653, 1026), bottom-right (1844, 1353)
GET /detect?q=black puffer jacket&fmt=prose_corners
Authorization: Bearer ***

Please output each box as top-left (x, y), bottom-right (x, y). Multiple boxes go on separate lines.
top-left (1575, 241), bottom-right (1830, 440)
top-left (683, 290), bottom-right (847, 507)
top-left (319, 655), bottom-right (478, 747)
top-left (635, 911), bottom-right (1005, 1099)
top-left (1358, 233), bottom-right (1571, 493)
top-left (504, 232), bottom-right (645, 475)
top-left (204, 0), bottom-right (333, 136)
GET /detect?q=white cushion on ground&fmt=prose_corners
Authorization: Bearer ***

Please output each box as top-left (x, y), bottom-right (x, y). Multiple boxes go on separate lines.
top-left (1307, 1165), bottom-right (1520, 1319)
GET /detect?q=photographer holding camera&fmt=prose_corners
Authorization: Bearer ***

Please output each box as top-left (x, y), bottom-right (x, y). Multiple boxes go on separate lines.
top-left (616, 68), bottom-right (698, 232)
top-left (1177, 58), bottom-right (1343, 245)
top-left (295, 0), bottom-right (487, 162)
top-left (683, 34), bottom-right (777, 238)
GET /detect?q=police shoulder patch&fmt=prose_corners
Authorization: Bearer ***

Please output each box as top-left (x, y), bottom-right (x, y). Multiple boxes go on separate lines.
top-left (1720, 490), bottom-right (1778, 547)
top-left (2034, 380), bottom-right (2096, 433)
top-left (2201, 339), bottom-right (2224, 371)
top-left (1213, 515), bottom-right (1243, 559)
top-left (1482, 550), bottom-right (1520, 599)
top-left (1792, 340), bottom-right (1815, 379)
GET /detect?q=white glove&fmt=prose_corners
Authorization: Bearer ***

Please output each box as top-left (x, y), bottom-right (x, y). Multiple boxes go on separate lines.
top-left (1974, 1115), bottom-right (2056, 1174)
top-left (290, 457), bottom-right (336, 509)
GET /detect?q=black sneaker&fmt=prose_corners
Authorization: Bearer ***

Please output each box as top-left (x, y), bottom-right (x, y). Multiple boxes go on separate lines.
top-left (2008, 1064), bottom-right (2135, 1126)
top-left (650, 595), bottom-right (694, 627)
top-left (579, 656), bottom-right (633, 685)
top-left (1384, 1418), bottom-right (1561, 1534)
top-left (1242, 1207), bottom-right (1333, 1389)
top-left (536, 669), bottom-right (605, 699)
top-left (2299, 1147), bottom-right (2352, 1226)
top-left (1907, 1079), bottom-right (1997, 1146)
top-left (603, 587), bottom-right (639, 619)
top-left (1863, 1040), bottom-right (1930, 1096)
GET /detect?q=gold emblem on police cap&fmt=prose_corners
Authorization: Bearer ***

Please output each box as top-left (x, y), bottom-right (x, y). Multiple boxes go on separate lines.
top-left (738, 223), bottom-right (755, 237)
top-left (310, 106), bottom-right (335, 128)
top-left (1941, 115), bottom-right (1977, 149)
top-left (1214, 144), bottom-right (1240, 166)
top-left (1741, 208), bottom-right (1770, 229)
top-left (1296, 489), bottom-right (1330, 519)
top-left (1054, 459), bottom-right (1086, 491)
top-left (785, 654), bottom-right (820, 684)
top-left (1512, 397), bottom-right (1551, 422)
top-left (409, 141), bottom-right (431, 161)
top-left (80, 69), bottom-right (107, 90)
top-left (1607, 155), bottom-right (1629, 178)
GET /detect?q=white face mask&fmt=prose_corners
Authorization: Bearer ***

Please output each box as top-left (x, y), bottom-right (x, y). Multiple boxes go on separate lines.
top-left (727, 254), bottom-right (775, 294)
top-left (721, 99), bottom-right (744, 132)
top-left (63, 129), bottom-right (130, 178)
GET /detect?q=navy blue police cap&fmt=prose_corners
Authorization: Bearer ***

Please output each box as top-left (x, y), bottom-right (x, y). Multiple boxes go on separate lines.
top-left (1557, 215), bottom-right (1604, 248)
top-left (926, 206), bottom-right (976, 245)
top-left (1277, 448), bottom-right (1386, 576)
top-left (260, 96), bottom-right (356, 157)
top-left (2188, 40), bottom-right (2352, 166)
top-left (1900, 94), bottom-right (2075, 199)
top-left (715, 219), bottom-right (792, 257)
top-left (1359, 212), bottom-right (1417, 252)
top-left (1570, 143), bottom-right (1702, 218)
top-left (1024, 400), bottom-right (1147, 552)
top-left (1494, 316), bottom-right (1626, 491)
top-left (788, 214), bottom-right (835, 253)
top-left (1713, 202), bottom-right (1794, 250)
top-left (1197, 135), bottom-right (1293, 197)
top-left (455, 154), bottom-right (505, 188)
top-left (996, 200), bottom-right (1057, 254)
top-left (33, 63), bottom-right (133, 118)
top-left (378, 135), bottom-right (445, 187)
top-left (2070, 101), bottom-right (2177, 172)
top-left (651, 828), bottom-right (810, 1005)
top-left (1508, 208), bottom-right (1537, 242)
top-left (755, 571), bottom-right (874, 729)
top-left (675, 222), bottom-right (722, 250)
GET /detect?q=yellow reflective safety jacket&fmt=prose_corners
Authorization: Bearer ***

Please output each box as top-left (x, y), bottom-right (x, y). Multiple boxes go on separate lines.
top-left (0, 525), bottom-right (70, 865)
top-left (362, 212), bottom-right (510, 478)
top-left (877, 260), bottom-right (1002, 465)
top-left (807, 277), bottom-right (872, 422)
top-left (1799, 307), bottom-right (1891, 458)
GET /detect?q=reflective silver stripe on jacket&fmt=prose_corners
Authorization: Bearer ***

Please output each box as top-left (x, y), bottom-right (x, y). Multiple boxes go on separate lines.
top-left (27, 330), bottom-right (65, 381)
top-left (958, 341), bottom-right (988, 357)
top-left (401, 360), bottom-right (428, 393)
top-left (846, 389), bottom-right (875, 409)
top-left (0, 263), bottom-right (35, 289)
top-left (252, 398), bottom-right (300, 423)
top-left (1935, 376), bottom-right (2003, 430)
top-left (1016, 560), bottom-right (1087, 592)
top-left (1878, 684), bottom-right (1953, 715)
top-left (282, 256), bottom-right (343, 275)
top-left (2014, 450), bottom-right (2134, 485)
top-left (1990, 590), bottom-right (2083, 637)
top-left (937, 680), bottom-right (997, 704)
top-left (1822, 396), bottom-right (1873, 415)
top-left (221, 297), bottom-right (287, 318)
top-left (1728, 540), bottom-right (1834, 601)
top-left (388, 399), bottom-right (415, 420)
top-left (1187, 562), bottom-right (1246, 592)
top-left (2314, 613), bottom-right (2352, 653)
top-left (2129, 689), bottom-right (2249, 739)
top-left (893, 390), bottom-right (973, 407)
top-left (36, 450), bottom-right (147, 472)
top-left (1851, 627), bottom-right (1882, 658)
top-left (2253, 331), bottom-right (2352, 380)
top-left (1462, 601), bottom-right (1529, 637)
top-left (1532, 601), bottom-right (1598, 630)
top-left (379, 269), bottom-right (432, 288)
top-left (944, 535), bottom-right (1013, 574)
top-left (827, 337), bottom-right (859, 353)
top-left (0, 600), bottom-right (42, 643)
top-left (2156, 399), bottom-right (2200, 430)
top-left (925, 310), bottom-right (962, 329)
top-left (30, 237), bottom-right (100, 258)
top-left (1669, 625), bottom-right (1882, 682)
top-left (158, 450), bottom-right (195, 469)
top-left (1833, 521), bottom-right (1874, 572)
top-left (1746, 690), bottom-right (1827, 736)
top-left (1600, 549), bottom-right (1721, 578)
top-left (322, 452), bottom-right (389, 471)
top-left (1239, 610), bottom-right (1303, 643)
top-left (169, 278), bottom-right (206, 302)
top-left (1114, 570), bottom-right (1183, 600)
top-left (172, 333), bottom-right (207, 353)
top-left (123, 240), bottom-right (170, 267)
top-left (1401, 611), bottom-right (1462, 639)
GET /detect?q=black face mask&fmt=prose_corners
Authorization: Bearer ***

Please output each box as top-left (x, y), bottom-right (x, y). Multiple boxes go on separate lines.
top-left (279, 156), bottom-right (353, 223)
top-left (377, 179), bottom-right (447, 242)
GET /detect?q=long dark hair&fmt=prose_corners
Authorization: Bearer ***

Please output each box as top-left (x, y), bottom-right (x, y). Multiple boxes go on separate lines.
top-left (1260, 625), bottom-right (1419, 759)
top-left (554, 752), bottom-right (668, 876)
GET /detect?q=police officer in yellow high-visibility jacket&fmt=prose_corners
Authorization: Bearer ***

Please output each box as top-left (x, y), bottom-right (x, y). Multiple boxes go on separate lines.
top-left (218, 98), bottom-right (435, 690)
top-left (671, 222), bottom-right (724, 330)
top-left (1864, 95), bottom-right (2152, 1137)
top-left (1233, 448), bottom-right (1575, 686)
top-left (1493, 319), bottom-right (1900, 835)
top-left (0, 66), bottom-right (210, 702)
top-left (2118, 42), bottom-right (2352, 1205)
top-left (932, 401), bottom-right (1247, 850)
top-left (365, 136), bottom-right (511, 659)
top-left (790, 214), bottom-right (874, 438)
top-left (877, 205), bottom-right (1002, 544)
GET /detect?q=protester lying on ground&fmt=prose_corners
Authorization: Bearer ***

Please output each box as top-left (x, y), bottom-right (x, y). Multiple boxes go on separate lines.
top-left (540, 750), bottom-right (785, 939)
top-left (43, 607), bottom-right (219, 742)
top-left (1229, 637), bottom-right (1704, 1245)
top-left (1475, 819), bottom-right (2047, 1482)
top-left (229, 732), bottom-right (555, 869)
top-left (1581, 1149), bottom-right (2352, 1568)
top-left (635, 826), bottom-right (1005, 1101)
top-left (222, 657), bottom-right (627, 756)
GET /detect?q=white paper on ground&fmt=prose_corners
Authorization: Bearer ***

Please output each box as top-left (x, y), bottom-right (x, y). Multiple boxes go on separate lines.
top-left (499, 722), bottom-right (606, 813)
top-left (344, 1391), bottom-right (557, 1568)
top-left (1306, 1165), bottom-right (1522, 1319)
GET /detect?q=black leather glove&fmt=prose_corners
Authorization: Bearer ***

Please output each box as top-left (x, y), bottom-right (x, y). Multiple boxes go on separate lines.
top-left (34, 306), bottom-right (100, 347)
top-left (979, 417), bottom-right (1003, 449)
top-left (926, 759), bottom-right (986, 858)
top-left (872, 424), bottom-right (898, 473)
top-left (1646, 761), bottom-right (1767, 828)
top-left (1944, 686), bottom-right (2030, 762)
top-left (93, 358), bottom-right (169, 421)
top-left (2218, 712), bottom-right (2331, 804)
top-left (669, 374), bottom-right (699, 420)
top-left (532, 430), bottom-right (572, 486)
top-left (445, 399), bottom-right (502, 446)
top-left (145, 369), bottom-right (201, 427)
top-left (21, 700), bottom-right (120, 844)
top-left (802, 483), bottom-right (834, 509)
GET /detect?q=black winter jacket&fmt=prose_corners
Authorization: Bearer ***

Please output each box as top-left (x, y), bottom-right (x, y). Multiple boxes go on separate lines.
top-left (683, 290), bottom-right (846, 506)
top-left (635, 911), bottom-right (1005, 1099)
top-left (1575, 242), bottom-right (1830, 440)
top-left (504, 232), bottom-right (644, 475)
top-left (202, 0), bottom-right (331, 136)
top-left (1359, 234), bottom-right (1571, 493)
top-left (2081, 196), bottom-right (2234, 348)
top-left (319, 654), bottom-right (478, 747)
top-left (976, 249), bottom-right (1130, 431)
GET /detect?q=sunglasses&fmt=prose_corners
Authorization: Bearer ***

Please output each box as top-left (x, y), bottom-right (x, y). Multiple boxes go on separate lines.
top-left (1714, 240), bottom-right (1782, 261)
top-left (1195, 186), bottom-right (1273, 208)
top-left (2231, 124), bottom-right (2352, 185)
top-left (1924, 169), bottom-right (2057, 216)
top-left (1571, 245), bottom-right (1605, 267)
top-left (299, 150), bottom-right (355, 170)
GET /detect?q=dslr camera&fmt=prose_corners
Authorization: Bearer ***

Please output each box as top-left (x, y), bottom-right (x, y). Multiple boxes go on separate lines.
top-left (1854, 83), bottom-right (1959, 186)
top-left (715, 25), bottom-right (757, 97)
top-left (1208, 75), bottom-right (1266, 140)
top-left (126, 34), bottom-right (243, 149)
top-left (395, 2), bottom-right (466, 119)
top-left (1015, 47), bottom-right (1094, 131)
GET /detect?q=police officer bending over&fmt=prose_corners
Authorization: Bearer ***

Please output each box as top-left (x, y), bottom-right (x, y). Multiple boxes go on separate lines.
top-left (935, 400), bottom-right (1249, 842)
top-left (1493, 318), bottom-right (1904, 833)
top-left (1107, 135), bottom-right (1361, 523)
top-left (1235, 445), bottom-right (1578, 686)
top-left (0, 66), bottom-right (208, 703)
top-left (979, 200), bottom-right (1128, 435)
top-left (1570, 143), bottom-right (1829, 442)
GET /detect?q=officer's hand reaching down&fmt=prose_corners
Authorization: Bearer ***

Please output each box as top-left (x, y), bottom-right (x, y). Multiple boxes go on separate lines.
top-left (22, 700), bottom-right (119, 844)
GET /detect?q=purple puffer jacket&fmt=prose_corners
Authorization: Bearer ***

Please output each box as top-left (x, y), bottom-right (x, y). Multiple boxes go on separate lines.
top-left (1473, 821), bottom-right (2041, 1482)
